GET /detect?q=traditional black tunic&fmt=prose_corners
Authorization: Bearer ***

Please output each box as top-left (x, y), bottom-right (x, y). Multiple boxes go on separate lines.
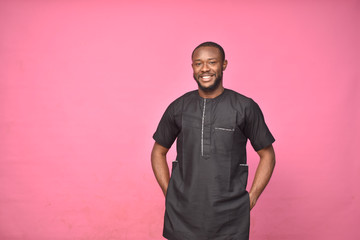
top-left (153, 89), bottom-right (275, 240)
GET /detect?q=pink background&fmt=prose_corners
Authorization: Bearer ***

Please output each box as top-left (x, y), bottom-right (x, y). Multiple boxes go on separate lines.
top-left (1, 0), bottom-right (359, 239)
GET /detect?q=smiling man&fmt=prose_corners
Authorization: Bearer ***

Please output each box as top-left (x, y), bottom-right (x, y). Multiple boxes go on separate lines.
top-left (151, 42), bottom-right (276, 240)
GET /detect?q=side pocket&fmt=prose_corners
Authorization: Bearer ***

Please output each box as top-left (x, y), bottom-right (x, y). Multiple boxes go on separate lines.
top-left (239, 164), bottom-right (248, 189)
top-left (166, 161), bottom-right (178, 200)
top-left (246, 191), bottom-right (251, 215)
top-left (171, 161), bottom-right (178, 174)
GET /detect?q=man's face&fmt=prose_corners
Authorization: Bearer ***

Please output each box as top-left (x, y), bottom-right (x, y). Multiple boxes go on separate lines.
top-left (192, 46), bottom-right (227, 92)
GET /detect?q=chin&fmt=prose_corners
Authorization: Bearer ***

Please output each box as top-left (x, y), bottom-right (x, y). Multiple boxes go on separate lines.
top-left (200, 82), bottom-right (215, 89)
top-left (194, 74), bottom-right (223, 92)
top-left (199, 84), bottom-right (218, 92)
top-left (199, 80), bottom-right (222, 92)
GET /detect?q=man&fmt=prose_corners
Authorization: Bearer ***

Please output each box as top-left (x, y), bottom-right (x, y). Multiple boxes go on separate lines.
top-left (151, 41), bottom-right (276, 240)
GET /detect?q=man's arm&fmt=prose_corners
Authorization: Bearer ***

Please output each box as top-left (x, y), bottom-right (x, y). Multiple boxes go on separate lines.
top-left (151, 142), bottom-right (170, 196)
top-left (249, 144), bottom-right (276, 210)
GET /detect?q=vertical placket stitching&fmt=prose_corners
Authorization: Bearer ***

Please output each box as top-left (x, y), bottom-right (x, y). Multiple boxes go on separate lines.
top-left (201, 98), bottom-right (206, 157)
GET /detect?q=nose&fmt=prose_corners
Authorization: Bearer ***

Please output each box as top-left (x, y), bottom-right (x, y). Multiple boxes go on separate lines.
top-left (201, 63), bottom-right (210, 72)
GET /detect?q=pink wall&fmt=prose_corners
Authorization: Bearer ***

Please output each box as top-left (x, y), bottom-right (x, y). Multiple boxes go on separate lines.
top-left (1, 0), bottom-right (359, 239)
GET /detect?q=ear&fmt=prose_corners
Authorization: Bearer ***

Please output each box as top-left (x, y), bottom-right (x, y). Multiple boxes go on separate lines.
top-left (222, 60), bottom-right (228, 71)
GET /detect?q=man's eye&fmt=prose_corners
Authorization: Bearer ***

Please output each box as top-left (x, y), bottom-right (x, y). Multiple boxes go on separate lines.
top-left (209, 61), bottom-right (216, 65)
top-left (195, 63), bottom-right (202, 66)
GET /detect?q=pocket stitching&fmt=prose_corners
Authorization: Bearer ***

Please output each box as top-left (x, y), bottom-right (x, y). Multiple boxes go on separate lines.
top-left (214, 127), bottom-right (235, 132)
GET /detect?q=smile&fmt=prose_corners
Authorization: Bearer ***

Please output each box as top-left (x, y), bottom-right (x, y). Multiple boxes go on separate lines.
top-left (200, 74), bottom-right (215, 80)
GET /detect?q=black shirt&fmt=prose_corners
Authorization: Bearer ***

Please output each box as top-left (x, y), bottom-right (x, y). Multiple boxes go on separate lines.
top-left (153, 89), bottom-right (275, 240)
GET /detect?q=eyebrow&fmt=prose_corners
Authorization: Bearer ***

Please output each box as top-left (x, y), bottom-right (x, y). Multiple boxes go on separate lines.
top-left (193, 58), bottom-right (218, 61)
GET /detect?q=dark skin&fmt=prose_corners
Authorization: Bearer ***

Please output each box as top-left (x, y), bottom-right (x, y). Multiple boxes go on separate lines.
top-left (151, 46), bottom-right (276, 210)
top-left (192, 46), bottom-right (227, 98)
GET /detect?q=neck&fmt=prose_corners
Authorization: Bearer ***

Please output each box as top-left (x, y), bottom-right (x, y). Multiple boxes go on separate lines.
top-left (198, 85), bottom-right (224, 99)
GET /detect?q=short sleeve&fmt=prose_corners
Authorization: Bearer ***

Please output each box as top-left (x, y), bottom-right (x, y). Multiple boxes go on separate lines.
top-left (244, 99), bottom-right (275, 151)
top-left (153, 103), bottom-right (180, 149)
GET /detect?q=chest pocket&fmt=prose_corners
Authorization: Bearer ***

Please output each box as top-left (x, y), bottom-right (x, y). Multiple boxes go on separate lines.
top-left (213, 115), bottom-right (237, 154)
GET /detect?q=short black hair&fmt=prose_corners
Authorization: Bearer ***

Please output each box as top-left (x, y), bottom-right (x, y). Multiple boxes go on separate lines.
top-left (192, 41), bottom-right (225, 62)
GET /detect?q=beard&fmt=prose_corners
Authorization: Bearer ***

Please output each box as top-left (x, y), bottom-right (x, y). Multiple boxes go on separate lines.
top-left (194, 73), bottom-right (223, 93)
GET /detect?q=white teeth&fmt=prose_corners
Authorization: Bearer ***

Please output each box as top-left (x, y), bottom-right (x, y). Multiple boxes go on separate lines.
top-left (202, 76), bottom-right (211, 79)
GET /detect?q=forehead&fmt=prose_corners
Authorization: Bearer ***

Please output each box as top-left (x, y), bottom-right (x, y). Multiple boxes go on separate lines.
top-left (192, 46), bottom-right (222, 61)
